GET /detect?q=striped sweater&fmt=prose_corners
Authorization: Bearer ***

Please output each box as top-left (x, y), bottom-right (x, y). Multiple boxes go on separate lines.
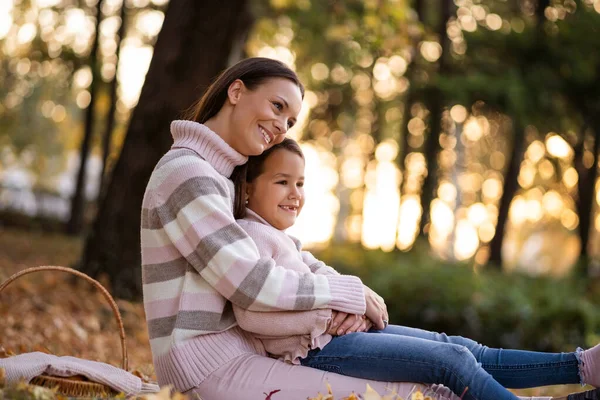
top-left (140, 120), bottom-right (366, 391)
top-left (234, 209), bottom-right (336, 365)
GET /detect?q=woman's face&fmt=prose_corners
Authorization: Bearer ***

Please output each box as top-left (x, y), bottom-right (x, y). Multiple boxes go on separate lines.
top-left (228, 78), bottom-right (303, 156)
top-left (246, 149), bottom-right (305, 230)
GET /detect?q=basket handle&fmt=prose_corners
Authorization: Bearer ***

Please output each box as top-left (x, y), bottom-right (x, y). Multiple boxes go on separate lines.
top-left (0, 266), bottom-right (128, 371)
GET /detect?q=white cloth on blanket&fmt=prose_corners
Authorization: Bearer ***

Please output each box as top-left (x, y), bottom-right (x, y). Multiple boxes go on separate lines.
top-left (0, 352), bottom-right (160, 396)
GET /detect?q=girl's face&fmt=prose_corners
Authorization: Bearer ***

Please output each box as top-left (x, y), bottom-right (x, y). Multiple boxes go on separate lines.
top-left (246, 149), bottom-right (305, 230)
top-left (228, 78), bottom-right (303, 156)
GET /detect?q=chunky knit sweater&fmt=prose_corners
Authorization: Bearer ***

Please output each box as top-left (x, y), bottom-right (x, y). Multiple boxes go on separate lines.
top-left (140, 120), bottom-right (366, 391)
top-left (234, 209), bottom-right (338, 364)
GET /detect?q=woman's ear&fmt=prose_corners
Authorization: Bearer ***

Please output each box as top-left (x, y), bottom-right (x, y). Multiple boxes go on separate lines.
top-left (245, 183), bottom-right (254, 205)
top-left (227, 79), bottom-right (245, 105)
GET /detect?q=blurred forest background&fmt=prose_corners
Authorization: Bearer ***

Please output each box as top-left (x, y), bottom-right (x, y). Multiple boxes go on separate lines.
top-left (2, 0), bottom-right (600, 382)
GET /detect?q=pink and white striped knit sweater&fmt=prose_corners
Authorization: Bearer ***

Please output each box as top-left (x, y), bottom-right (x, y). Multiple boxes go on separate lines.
top-left (140, 120), bottom-right (366, 392)
top-left (234, 209), bottom-right (338, 365)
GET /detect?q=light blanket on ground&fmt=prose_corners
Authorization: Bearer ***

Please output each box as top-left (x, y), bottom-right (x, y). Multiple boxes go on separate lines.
top-left (0, 352), bottom-right (160, 396)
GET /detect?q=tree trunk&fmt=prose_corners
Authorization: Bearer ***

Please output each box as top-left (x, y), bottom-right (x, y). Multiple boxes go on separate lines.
top-left (575, 122), bottom-right (600, 262)
top-left (419, 90), bottom-right (442, 236)
top-left (79, 0), bottom-right (253, 300)
top-left (488, 119), bottom-right (525, 265)
top-left (488, 0), bottom-right (548, 266)
top-left (397, 0), bottom-right (423, 191)
top-left (99, 0), bottom-right (127, 198)
top-left (67, 0), bottom-right (104, 235)
top-left (397, 88), bottom-right (415, 196)
top-left (418, 0), bottom-right (451, 237)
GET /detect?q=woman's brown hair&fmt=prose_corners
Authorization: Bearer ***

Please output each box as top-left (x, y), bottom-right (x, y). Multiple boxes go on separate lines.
top-left (185, 57), bottom-right (305, 123)
top-left (232, 138), bottom-right (304, 219)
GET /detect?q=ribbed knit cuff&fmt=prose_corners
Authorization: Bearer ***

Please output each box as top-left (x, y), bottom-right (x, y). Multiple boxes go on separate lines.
top-left (325, 274), bottom-right (366, 315)
top-left (153, 327), bottom-right (260, 392)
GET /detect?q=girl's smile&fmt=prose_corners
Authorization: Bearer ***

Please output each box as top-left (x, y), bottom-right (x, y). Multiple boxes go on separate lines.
top-left (246, 148), bottom-right (305, 230)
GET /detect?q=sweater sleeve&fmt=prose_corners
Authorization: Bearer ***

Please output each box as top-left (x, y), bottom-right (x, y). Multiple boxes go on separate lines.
top-left (300, 251), bottom-right (341, 276)
top-left (233, 305), bottom-right (332, 337)
top-left (153, 166), bottom-right (365, 315)
top-left (288, 236), bottom-right (340, 276)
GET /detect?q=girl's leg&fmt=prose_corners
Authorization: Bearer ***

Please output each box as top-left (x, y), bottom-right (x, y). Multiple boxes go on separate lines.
top-left (188, 353), bottom-right (460, 400)
top-left (379, 324), bottom-right (581, 388)
top-left (301, 331), bottom-right (521, 400)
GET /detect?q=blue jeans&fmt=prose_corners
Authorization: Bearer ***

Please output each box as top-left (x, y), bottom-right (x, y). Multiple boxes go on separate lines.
top-left (300, 324), bottom-right (581, 400)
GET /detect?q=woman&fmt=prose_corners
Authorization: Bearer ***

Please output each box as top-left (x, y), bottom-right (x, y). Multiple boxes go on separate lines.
top-left (140, 57), bottom-right (598, 400)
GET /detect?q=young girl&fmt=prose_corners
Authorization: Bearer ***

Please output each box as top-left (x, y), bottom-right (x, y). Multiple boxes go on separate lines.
top-left (231, 137), bottom-right (600, 400)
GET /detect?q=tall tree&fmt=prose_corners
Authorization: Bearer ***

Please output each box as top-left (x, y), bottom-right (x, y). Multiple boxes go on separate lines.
top-left (489, 118), bottom-right (526, 264)
top-left (80, 0), bottom-right (253, 299)
top-left (489, 0), bottom-right (550, 266)
top-left (575, 122), bottom-right (600, 265)
top-left (99, 0), bottom-right (128, 197)
top-left (397, 0), bottom-right (423, 196)
top-left (418, 0), bottom-right (452, 237)
top-left (67, 0), bottom-right (105, 235)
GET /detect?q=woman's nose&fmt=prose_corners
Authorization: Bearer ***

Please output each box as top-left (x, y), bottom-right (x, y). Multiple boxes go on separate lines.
top-left (274, 118), bottom-right (288, 135)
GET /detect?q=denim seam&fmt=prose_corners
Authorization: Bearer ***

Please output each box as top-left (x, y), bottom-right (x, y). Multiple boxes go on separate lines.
top-left (481, 360), bottom-right (578, 370)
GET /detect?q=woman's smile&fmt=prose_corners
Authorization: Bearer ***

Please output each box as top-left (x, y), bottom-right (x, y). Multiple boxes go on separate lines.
top-left (258, 125), bottom-right (274, 144)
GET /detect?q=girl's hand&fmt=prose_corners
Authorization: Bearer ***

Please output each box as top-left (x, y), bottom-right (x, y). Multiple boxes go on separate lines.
top-left (328, 312), bottom-right (372, 335)
top-left (344, 314), bottom-right (372, 334)
top-left (364, 285), bottom-right (389, 330)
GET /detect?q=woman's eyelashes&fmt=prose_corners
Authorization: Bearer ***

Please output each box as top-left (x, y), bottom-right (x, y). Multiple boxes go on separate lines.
top-left (271, 100), bottom-right (295, 129)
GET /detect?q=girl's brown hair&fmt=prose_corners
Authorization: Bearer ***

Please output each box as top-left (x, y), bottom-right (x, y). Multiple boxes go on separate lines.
top-left (232, 138), bottom-right (304, 219)
top-left (185, 57), bottom-right (305, 123)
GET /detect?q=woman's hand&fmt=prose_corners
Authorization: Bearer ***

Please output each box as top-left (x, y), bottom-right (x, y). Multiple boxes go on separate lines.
top-left (327, 311), bottom-right (372, 336)
top-left (364, 285), bottom-right (389, 330)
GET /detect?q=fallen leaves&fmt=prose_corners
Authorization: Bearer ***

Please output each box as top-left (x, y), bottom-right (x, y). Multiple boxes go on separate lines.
top-left (142, 385), bottom-right (188, 400)
top-left (301, 383), bottom-right (432, 400)
top-left (0, 229), bottom-right (154, 378)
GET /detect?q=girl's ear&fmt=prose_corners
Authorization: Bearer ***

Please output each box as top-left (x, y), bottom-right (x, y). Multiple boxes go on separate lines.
top-left (227, 79), bottom-right (245, 105)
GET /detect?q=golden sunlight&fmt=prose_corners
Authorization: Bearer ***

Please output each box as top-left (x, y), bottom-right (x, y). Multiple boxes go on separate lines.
top-left (526, 140), bottom-right (545, 163)
top-left (546, 134), bottom-right (572, 159)
top-left (454, 219), bottom-right (480, 260)
top-left (287, 144), bottom-right (339, 247)
top-left (0, 1), bottom-right (13, 40)
top-left (362, 142), bottom-right (401, 251)
top-left (397, 195), bottom-right (422, 251)
top-left (117, 40), bottom-right (153, 108)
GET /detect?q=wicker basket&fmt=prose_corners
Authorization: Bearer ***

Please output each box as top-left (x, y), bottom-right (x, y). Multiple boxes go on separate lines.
top-left (0, 266), bottom-right (129, 398)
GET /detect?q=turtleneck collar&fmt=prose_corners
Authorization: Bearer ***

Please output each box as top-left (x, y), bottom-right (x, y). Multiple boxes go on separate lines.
top-left (170, 120), bottom-right (248, 178)
top-left (243, 207), bottom-right (272, 226)
top-left (242, 208), bottom-right (289, 233)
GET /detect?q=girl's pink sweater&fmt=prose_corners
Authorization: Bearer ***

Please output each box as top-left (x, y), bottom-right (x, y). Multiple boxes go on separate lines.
top-left (234, 209), bottom-right (345, 364)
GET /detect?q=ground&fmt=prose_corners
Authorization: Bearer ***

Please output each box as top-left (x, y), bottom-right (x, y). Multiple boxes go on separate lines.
top-left (0, 226), bottom-right (588, 399)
